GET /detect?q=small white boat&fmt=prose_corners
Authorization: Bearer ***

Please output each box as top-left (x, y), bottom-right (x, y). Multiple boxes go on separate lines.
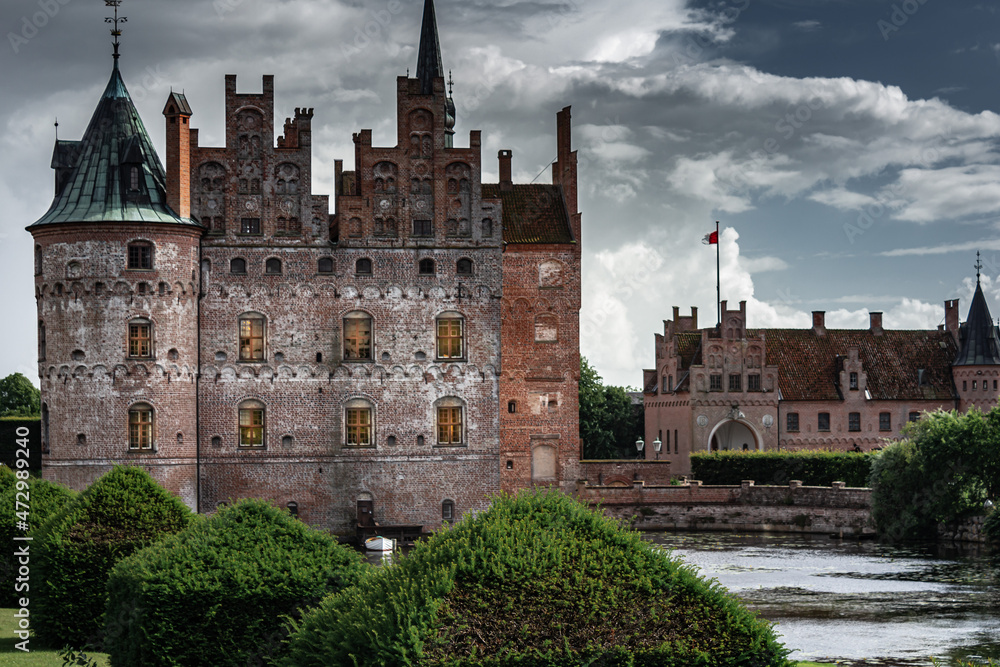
top-left (364, 536), bottom-right (394, 552)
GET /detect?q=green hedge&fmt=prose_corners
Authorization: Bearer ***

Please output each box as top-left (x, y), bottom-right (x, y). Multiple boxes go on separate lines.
top-left (33, 466), bottom-right (194, 649)
top-left (105, 498), bottom-right (367, 667)
top-left (282, 490), bottom-right (792, 667)
top-left (691, 451), bottom-right (873, 487)
top-left (0, 465), bottom-right (75, 606)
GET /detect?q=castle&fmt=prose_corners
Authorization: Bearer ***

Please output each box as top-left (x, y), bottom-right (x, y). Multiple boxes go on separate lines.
top-left (642, 284), bottom-right (1000, 475)
top-left (29, 0), bottom-right (581, 533)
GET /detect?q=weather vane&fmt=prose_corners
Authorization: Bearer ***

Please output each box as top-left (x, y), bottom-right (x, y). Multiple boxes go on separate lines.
top-left (105, 0), bottom-right (127, 61)
top-left (976, 251), bottom-right (983, 284)
top-left (447, 70), bottom-right (454, 96)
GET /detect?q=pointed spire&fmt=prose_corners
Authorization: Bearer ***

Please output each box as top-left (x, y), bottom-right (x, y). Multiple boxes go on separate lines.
top-left (105, 1), bottom-right (127, 66)
top-left (416, 0), bottom-right (444, 95)
top-left (954, 262), bottom-right (1000, 366)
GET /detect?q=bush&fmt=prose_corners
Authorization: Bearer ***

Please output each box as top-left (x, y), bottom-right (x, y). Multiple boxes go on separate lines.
top-left (282, 490), bottom-right (792, 667)
top-left (691, 450), bottom-right (873, 487)
top-left (105, 498), bottom-right (367, 667)
top-left (869, 409), bottom-right (999, 541)
top-left (0, 465), bottom-right (75, 606)
top-left (33, 466), bottom-right (193, 649)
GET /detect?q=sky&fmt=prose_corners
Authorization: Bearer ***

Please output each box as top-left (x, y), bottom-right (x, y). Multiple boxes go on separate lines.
top-left (3, 0), bottom-right (1000, 388)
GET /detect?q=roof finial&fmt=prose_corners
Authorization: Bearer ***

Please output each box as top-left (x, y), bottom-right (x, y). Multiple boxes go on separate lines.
top-left (448, 70), bottom-right (454, 97)
top-left (976, 251), bottom-right (983, 285)
top-left (105, 0), bottom-right (127, 65)
top-left (54, 118), bottom-right (58, 141)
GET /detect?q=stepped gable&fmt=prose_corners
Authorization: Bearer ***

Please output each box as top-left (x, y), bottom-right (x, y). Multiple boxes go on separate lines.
top-left (757, 328), bottom-right (957, 401)
top-left (481, 183), bottom-right (574, 244)
top-left (29, 63), bottom-right (194, 228)
top-left (953, 282), bottom-right (1000, 366)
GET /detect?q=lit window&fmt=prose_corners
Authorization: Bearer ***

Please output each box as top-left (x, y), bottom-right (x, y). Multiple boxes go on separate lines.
top-left (127, 243), bottom-right (152, 270)
top-left (437, 405), bottom-right (463, 445)
top-left (128, 404), bottom-right (154, 450)
top-left (748, 374), bottom-right (761, 391)
top-left (729, 374), bottom-right (742, 392)
top-left (849, 412), bottom-right (861, 432)
top-left (786, 412), bottom-right (799, 432)
top-left (346, 406), bottom-right (372, 446)
top-left (879, 412), bottom-right (891, 431)
top-left (710, 374), bottom-right (722, 391)
top-left (356, 258), bottom-right (372, 275)
top-left (230, 258), bottom-right (247, 274)
top-left (419, 258), bottom-right (435, 275)
top-left (265, 258), bottom-right (282, 275)
top-left (849, 372), bottom-right (859, 390)
top-left (456, 258), bottom-right (473, 275)
top-left (818, 412), bottom-right (830, 432)
top-left (436, 317), bottom-right (464, 359)
top-left (344, 313), bottom-right (373, 360)
top-left (239, 314), bottom-right (265, 361)
top-left (239, 400), bottom-right (265, 448)
top-left (128, 320), bottom-right (152, 358)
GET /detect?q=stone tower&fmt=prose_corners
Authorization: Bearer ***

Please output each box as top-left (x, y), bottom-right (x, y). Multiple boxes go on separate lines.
top-left (950, 274), bottom-right (1000, 412)
top-left (28, 54), bottom-right (202, 508)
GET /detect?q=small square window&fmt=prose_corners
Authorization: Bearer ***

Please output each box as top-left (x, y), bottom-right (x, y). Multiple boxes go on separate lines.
top-left (240, 218), bottom-right (261, 235)
top-left (879, 412), bottom-right (891, 431)
top-left (127, 243), bottom-right (152, 270)
top-left (419, 258), bottom-right (435, 275)
top-left (356, 258), bottom-right (372, 275)
top-left (786, 412), bottom-right (799, 432)
top-left (818, 412), bottom-right (830, 432)
top-left (413, 219), bottom-right (432, 237)
top-left (318, 258), bottom-right (334, 273)
top-left (709, 374), bottom-right (722, 391)
top-left (456, 258), bottom-right (473, 275)
top-left (728, 374), bottom-right (741, 392)
top-left (848, 412), bottom-right (861, 432)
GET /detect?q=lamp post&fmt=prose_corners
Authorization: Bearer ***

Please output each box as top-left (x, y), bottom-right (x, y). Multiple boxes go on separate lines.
top-left (635, 437), bottom-right (645, 459)
top-left (653, 438), bottom-right (662, 460)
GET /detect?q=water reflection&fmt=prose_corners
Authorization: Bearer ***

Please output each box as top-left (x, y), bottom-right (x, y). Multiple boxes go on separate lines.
top-left (644, 532), bottom-right (999, 666)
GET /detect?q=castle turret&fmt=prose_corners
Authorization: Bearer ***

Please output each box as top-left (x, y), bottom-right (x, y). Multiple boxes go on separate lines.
top-left (27, 41), bottom-right (201, 508)
top-left (952, 271), bottom-right (1000, 412)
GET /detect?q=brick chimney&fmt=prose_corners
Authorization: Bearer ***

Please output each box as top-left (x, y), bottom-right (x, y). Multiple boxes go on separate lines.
top-left (869, 311), bottom-right (883, 335)
top-left (552, 106), bottom-right (580, 245)
top-left (499, 149), bottom-right (512, 191)
top-left (945, 299), bottom-right (960, 345)
top-left (162, 92), bottom-right (192, 219)
top-left (812, 311), bottom-right (826, 336)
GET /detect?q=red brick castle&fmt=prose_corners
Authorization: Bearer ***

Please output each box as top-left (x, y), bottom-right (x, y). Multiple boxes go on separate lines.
top-left (28, 0), bottom-right (582, 533)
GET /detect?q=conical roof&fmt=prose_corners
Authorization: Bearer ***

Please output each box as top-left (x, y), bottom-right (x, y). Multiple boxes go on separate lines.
top-left (416, 0), bottom-right (444, 95)
top-left (954, 282), bottom-right (1000, 366)
top-left (29, 64), bottom-right (194, 228)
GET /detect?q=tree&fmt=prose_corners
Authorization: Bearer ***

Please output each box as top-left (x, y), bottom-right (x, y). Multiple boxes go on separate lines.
top-left (579, 356), bottom-right (643, 459)
top-left (0, 373), bottom-right (40, 417)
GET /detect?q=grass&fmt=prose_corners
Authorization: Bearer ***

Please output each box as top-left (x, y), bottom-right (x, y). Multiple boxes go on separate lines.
top-left (0, 609), bottom-right (110, 666)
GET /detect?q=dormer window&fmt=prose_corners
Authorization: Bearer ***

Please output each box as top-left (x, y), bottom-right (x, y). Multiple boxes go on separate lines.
top-left (129, 166), bottom-right (140, 192)
top-left (849, 372), bottom-right (858, 390)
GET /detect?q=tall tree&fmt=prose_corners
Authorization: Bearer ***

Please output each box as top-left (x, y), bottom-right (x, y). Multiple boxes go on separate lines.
top-left (579, 356), bottom-right (643, 459)
top-left (0, 373), bottom-right (40, 417)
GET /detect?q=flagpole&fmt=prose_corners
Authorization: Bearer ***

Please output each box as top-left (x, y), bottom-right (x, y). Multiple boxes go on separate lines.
top-left (716, 220), bottom-right (721, 327)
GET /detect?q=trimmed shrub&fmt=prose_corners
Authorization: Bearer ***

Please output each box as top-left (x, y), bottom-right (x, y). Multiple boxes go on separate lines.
top-left (33, 466), bottom-right (193, 649)
top-left (283, 490), bottom-right (792, 667)
top-left (0, 465), bottom-right (75, 606)
top-left (105, 498), bottom-right (367, 667)
top-left (692, 450), bottom-right (873, 488)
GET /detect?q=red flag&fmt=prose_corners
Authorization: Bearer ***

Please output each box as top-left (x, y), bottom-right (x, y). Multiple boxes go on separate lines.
top-left (702, 230), bottom-right (718, 245)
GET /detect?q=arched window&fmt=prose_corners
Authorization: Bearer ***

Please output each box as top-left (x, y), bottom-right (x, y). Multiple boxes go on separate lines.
top-left (127, 242), bottom-right (153, 270)
top-left (128, 403), bottom-right (154, 451)
top-left (239, 313), bottom-right (266, 361)
top-left (238, 399), bottom-right (265, 448)
top-left (436, 312), bottom-right (464, 360)
top-left (128, 318), bottom-right (153, 358)
top-left (344, 312), bottom-right (373, 361)
top-left (373, 162), bottom-right (398, 193)
top-left (356, 258), bottom-right (372, 275)
top-left (456, 258), bottom-right (473, 275)
top-left (38, 321), bottom-right (46, 361)
top-left (345, 397), bottom-right (374, 446)
top-left (534, 313), bottom-right (558, 342)
top-left (230, 258), bottom-right (247, 274)
top-left (418, 258), bottom-right (435, 275)
top-left (318, 257), bottom-right (334, 274)
top-left (435, 397), bottom-right (465, 446)
top-left (265, 258), bottom-right (282, 275)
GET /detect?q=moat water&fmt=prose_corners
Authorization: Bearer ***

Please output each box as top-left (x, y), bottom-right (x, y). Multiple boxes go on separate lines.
top-left (645, 532), bottom-right (1000, 665)
top-left (364, 531), bottom-right (999, 664)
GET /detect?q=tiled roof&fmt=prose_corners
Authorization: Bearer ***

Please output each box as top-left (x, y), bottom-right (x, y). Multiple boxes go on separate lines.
top-left (675, 332), bottom-right (703, 370)
top-left (482, 184), bottom-right (575, 244)
top-left (954, 283), bottom-right (1000, 366)
top-left (29, 64), bottom-right (194, 228)
top-left (755, 328), bottom-right (957, 401)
